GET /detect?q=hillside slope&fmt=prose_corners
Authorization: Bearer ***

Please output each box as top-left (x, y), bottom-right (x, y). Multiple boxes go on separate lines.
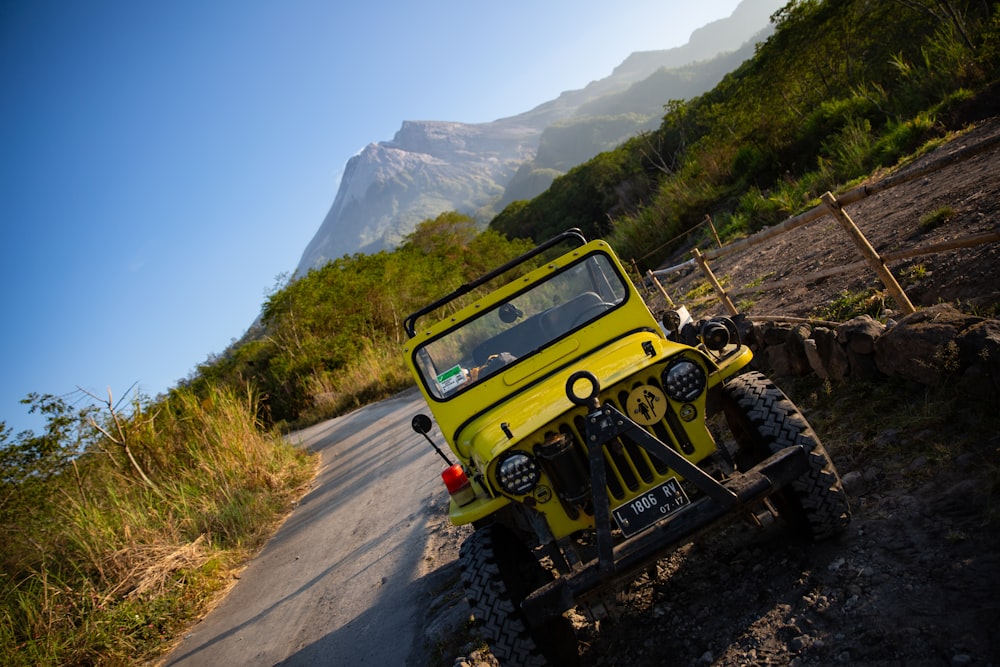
top-left (581, 114), bottom-right (1000, 667)
top-left (655, 118), bottom-right (1000, 322)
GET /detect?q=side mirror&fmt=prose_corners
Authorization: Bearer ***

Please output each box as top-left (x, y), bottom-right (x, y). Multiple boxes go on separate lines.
top-left (412, 413), bottom-right (453, 466)
top-left (411, 413), bottom-right (433, 435)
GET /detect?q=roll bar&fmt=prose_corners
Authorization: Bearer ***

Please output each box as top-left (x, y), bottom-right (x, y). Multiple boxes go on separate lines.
top-left (403, 228), bottom-right (588, 338)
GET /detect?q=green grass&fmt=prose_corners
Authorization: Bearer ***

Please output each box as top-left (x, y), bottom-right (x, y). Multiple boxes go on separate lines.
top-left (743, 272), bottom-right (775, 289)
top-left (953, 298), bottom-right (1000, 319)
top-left (897, 263), bottom-right (928, 286)
top-left (918, 205), bottom-right (956, 233)
top-left (811, 288), bottom-right (887, 322)
top-left (683, 275), bottom-right (731, 303)
top-left (0, 385), bottom-right (317, 665)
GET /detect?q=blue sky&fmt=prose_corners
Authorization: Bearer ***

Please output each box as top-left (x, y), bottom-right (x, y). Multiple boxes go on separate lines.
top-left (1, 0), bottom-right (745, 434)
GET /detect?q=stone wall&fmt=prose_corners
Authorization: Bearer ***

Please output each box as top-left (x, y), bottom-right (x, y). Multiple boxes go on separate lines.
top-left (746, 303), bottom-right (1000, 395)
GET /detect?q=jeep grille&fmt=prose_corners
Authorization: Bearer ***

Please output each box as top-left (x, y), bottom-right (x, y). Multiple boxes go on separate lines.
top-left (552, 375), bottom-right (692, 503)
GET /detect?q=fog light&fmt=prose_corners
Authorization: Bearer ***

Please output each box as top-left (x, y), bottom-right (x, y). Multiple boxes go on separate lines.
top-left (663, 359), bottom-right (706, 402)
top-left (496, 451), bottom-right (541, 496)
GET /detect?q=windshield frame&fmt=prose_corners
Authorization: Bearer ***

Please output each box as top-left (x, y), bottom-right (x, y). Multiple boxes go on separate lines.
top-left (410, 250), bottom-right (630, 401)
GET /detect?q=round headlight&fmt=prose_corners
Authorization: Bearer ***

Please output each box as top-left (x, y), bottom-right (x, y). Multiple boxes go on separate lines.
top-left (663, 359), bottom-right (706, 402)
top-left (495, 451), bottom-right (541, 496)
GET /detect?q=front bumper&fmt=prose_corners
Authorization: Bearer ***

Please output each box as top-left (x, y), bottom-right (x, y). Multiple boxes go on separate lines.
top-left (520, 400), bottom-right (809, 626)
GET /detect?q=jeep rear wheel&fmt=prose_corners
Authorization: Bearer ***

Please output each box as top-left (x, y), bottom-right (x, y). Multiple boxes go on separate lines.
top-left (722, 371), bottom-right (851, 540)
top-left (459, 523), bottom-right (579, 666)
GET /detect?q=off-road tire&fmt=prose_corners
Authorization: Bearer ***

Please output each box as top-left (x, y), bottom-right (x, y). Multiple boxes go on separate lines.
top-left (723, 371), bottom-right (851, 540)
top-left (459, 523), bottom-right (579, 666)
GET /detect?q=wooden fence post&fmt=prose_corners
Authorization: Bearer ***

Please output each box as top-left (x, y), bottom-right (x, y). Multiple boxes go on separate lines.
top-left (647, 270), bottom-right (676, 308)
top-left (692, 247), bottom-right (739, 317)
top-left (705, 214), bottom-right (722, 248)
top-left (631, 258), bottom-right (651, 297)
top-left (820, 191), bottom-right (916, 315)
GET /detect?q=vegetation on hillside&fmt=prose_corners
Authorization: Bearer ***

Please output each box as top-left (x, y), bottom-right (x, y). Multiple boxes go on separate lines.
top-left (1, 1), bottom-right (998, 663)
top-left (495, 33), bottom-right (764, 209)
top-left (491, 0), bottom-right (1000, 267)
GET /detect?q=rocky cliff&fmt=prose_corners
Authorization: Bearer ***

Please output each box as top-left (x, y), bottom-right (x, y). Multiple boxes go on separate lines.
top-left (296, 119), bottom-right (542, 265)
top-left (294, 0), bottom-right (784, 274)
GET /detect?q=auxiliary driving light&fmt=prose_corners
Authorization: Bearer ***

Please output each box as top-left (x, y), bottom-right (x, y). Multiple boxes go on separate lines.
top-left (662, 359), bottom-right (707, 403)
top-left (495, 451), bottom-right (541, 496)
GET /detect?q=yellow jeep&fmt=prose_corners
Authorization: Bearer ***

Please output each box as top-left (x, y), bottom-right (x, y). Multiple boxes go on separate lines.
top-left (403, 230), bottom-right (850, 665)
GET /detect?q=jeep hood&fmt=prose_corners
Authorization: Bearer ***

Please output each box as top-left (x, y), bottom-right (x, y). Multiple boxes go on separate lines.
top-left (455, 329), bottom-right (683, 467)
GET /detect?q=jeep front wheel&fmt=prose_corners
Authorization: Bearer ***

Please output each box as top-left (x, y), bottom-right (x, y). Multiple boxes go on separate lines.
top-left (459, 523), bottom-right (579, 666)
top-left (722, 371), bottom-right (851, 540)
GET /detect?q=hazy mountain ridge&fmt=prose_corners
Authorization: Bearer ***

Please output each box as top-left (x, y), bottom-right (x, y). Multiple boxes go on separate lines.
top-left (296, 120), bottom-right (540, 262)
top-left (494, 35), bottom-right (767, 209)
top-left (295, 0), bottom-right (784, 274)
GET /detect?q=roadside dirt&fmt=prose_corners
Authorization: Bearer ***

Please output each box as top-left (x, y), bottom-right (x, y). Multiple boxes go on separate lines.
top-left (660, 116), bottom-right (1000, 323)
top-left (422, 118), bottom-right (1000, 666)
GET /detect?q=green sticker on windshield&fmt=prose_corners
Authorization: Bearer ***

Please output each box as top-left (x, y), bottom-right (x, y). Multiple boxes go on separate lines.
top-left (437, 365), bottom-right (467, 393)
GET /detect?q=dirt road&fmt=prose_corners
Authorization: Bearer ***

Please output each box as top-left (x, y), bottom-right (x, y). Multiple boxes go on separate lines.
top-left (162, 387), bottom-right (452, 666)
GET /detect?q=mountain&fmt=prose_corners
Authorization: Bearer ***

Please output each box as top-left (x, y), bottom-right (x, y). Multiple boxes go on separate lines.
top-left (294, 0), bottom-right (784, 274)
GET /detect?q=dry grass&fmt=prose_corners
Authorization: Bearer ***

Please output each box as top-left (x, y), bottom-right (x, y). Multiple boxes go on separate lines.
top-left (0, 385), bottom-right (317, 666)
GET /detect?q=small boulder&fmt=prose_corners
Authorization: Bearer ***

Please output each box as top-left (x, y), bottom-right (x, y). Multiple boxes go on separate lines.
top-left (955, 318), bottom-right (1000, 393)
top-left (874, 304), bottom-right (984, 386)
top-left (813, 326), bottom-right (850, 382)
top-left (837, 315), bottom-right (886, 354)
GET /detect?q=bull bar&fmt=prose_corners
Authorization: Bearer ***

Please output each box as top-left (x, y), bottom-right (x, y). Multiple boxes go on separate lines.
top-left (520, 373), bottom-right (810, 626)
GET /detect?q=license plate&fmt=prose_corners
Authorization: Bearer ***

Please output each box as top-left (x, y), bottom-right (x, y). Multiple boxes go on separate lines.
top-left (612, 478), bottom-right (690, 538)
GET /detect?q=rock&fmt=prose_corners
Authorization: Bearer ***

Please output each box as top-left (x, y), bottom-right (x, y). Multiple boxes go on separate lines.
top-left (841, 470), bottom-right (864, 495)
top-left (762, 323), bottom-right (792, 346)
top-left (874, 303), bottom-right (983, 386)
top-left (955, 318), bottom-right (1000, 393)
top-left (956, 452), bottom-right (976, 468)
top-left (960, 364), bottom-right (995, 395)
top-left (813, 326), bottom-right (850, 382)
top-left (875, 429), bottom-right (899, 447)
top-left (801, 331), bottom-right (821, 375)
top-left (754, 322), bottom-right (812, 377)
top-left (425, 599), bottom-right (471, 646)
top-left (835, 316), bottom-right (886, 380)
top-left (837, 315), bottom-right (886, 354)
top-left (847, 346), bottom-right (884, 381)
top-left (788, 323), bottom-right (814, 375)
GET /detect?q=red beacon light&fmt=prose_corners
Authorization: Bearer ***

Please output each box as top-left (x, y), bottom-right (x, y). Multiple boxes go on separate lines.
top-left (442, 464), bottom-right (476, 506)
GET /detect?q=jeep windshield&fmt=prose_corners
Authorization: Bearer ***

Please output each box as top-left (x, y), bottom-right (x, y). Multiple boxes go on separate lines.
top-left (414, 253), bottom-right (628, 399)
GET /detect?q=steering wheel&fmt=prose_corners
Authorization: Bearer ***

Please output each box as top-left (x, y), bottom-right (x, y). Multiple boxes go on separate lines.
top-left (572, 302), bottom-right (613, 327)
